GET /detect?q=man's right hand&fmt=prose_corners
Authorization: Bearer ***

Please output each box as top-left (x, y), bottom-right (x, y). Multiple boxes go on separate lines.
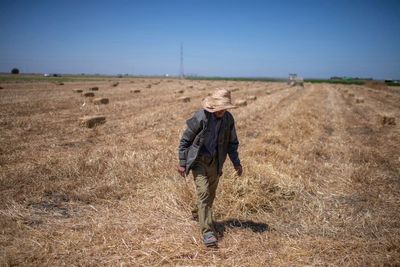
top-left (177, 165), bottom-right (186, 177)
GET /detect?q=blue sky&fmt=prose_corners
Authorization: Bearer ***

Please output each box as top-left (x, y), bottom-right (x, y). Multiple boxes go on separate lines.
top-left (0, 0), bottom-right (399, 79)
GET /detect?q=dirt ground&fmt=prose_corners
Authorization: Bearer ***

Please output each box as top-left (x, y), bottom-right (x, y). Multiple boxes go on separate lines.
top-left (0, 78), bottom-right (399, 266)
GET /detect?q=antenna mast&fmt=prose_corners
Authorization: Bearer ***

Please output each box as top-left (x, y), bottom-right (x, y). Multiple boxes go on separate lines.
top-left (180, 42), bottom-right (184, 79)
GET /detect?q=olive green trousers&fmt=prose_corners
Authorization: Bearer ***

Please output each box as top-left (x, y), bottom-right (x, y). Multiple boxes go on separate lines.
top-left (191, 154), bottom-right (220, 235)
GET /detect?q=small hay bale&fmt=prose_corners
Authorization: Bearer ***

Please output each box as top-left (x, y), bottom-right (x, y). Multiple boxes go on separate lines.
top-left (93, 98), bottom-right (109, 105)
top-left (133, 89), bottom-right (141, 93)
top-left (90, 87), bottom-right (99, 91)
top-left (82, 92), bottom-right (95, 97)
top-left (73, 89), bottom-right (83, 93)
top-left (80, 116), bottom-right (106, 128)
top-left (381, 116), bottom-right (396, 126)
top-left (355, 98), bottom-right (364, 103)
top-left (175, 89), bottom-right (184, 94)
top-left (177, 96), bottom-right (191, 103)
top-left (365, 81), bottom-right (388, 90)
top-left (236, 99), bottom-right (247, 107)
top-left (58, 82), bottom-right (64, 85)
top-left (112, 82), bottom-right (119, 87)
top-left (247, 95), bottom-right (257, 101)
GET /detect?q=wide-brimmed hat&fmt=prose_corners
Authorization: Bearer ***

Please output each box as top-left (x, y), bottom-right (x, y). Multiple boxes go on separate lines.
top-left (202, 89), bottom-right (237, 113)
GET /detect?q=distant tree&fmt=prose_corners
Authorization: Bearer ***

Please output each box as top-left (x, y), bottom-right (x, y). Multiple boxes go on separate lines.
top-left (11, 68), bottom-right (20, 74)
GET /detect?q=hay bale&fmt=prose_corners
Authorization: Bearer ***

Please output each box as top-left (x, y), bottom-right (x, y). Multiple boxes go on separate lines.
top-left (356, 98), bottom-right (364, 103)
top-left (80, 116), bottom-right (106, 128)
top-left (381, 116), bottom-right (396, 126)
top-left (93, 98), bottom-right (109, 105)
top-left (247, 95), bottom-right (257, 101)
top-left (82, 92), bottom-right (95, 97)
top-left (58, 82), bottom-right (64, 85)
top-left (177, 96), bottom-right (190, 103)
top-left (365, 81), bottom-right (388, 90)
top-left (175, 89), bottom-right (184, 94)
top-left (73, 89), bottom-right (83, 93)
top-left (266, 91), bottom-right (271, 95)
top-left (112, 82), bottom-right (119, 87)
top-left (236, 99), bottom-right (247, 107)
top-left (90, 87), bottom-right (99, 91)
top-left (132, 89), bottom-right (141, 93)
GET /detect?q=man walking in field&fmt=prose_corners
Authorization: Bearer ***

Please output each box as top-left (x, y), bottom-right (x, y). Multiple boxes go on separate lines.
top-left (178, 88), bottom-right (243, 247)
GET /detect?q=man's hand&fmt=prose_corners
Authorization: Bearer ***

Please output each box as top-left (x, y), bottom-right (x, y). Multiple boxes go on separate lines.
top-left (234, 165), bottom-right (243, 176)
top-left (177, 165), bottom-right (186, 177)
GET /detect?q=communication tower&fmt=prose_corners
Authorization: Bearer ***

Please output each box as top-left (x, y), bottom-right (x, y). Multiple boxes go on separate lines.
top-left (180, 42), bottom-right (184, 78)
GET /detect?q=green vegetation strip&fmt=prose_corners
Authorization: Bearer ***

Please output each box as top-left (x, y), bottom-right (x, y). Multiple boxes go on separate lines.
top-left (304, 79), bottom-right (365, 85)
top-left (0, 75), bottom-right (110, 83)
top-left (186, 76), bottom-right (284, 82)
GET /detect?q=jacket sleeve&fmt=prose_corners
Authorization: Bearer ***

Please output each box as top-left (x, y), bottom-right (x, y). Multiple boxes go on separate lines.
top-left (178, 114), bottom-right (202, 167)
top-left (228, 116), bottom-right (241, 167)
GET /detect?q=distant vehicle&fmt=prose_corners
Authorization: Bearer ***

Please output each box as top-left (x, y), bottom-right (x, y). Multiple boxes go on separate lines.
top-left (287, 73), bottom-right (304, 87)
top-left (43, 73), bottom-right (61, 77)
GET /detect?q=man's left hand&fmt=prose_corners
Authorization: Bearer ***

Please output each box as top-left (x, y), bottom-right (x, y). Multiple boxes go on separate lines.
top-left (234, 165), bottom-right (243, 176)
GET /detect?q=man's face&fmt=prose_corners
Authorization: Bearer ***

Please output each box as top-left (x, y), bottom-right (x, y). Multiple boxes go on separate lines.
top-left (214, 109), bottom-right (226, 118)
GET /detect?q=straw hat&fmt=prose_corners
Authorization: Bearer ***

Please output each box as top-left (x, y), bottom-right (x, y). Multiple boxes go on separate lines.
top-left (202, 89), bottom-right (237, 112)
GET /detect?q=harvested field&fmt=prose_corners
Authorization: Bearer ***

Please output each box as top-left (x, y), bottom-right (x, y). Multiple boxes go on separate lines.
top-left (0, 79), bottom-right (399, 266)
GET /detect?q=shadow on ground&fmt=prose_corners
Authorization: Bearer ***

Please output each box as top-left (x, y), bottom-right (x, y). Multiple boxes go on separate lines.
top-left (214, 219), bottom-right (269, 237)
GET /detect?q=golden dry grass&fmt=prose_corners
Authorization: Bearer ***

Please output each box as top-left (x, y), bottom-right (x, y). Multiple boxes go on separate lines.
top-left (0, 79), bottom-right (399, 266)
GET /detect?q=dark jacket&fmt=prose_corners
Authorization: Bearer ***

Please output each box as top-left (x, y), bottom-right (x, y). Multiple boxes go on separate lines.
top-left (178, 109), bottom-right (240, 176)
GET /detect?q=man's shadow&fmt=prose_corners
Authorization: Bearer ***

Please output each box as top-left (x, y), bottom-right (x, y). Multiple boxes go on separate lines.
top-left (214, 219), bottom-right (269, 238)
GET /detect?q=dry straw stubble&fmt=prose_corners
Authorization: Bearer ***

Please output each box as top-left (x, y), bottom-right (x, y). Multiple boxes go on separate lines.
top-left (0, 78), bottom-right (399, 266)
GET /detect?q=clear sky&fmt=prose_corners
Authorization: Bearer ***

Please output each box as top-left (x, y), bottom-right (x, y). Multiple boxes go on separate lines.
top-left (0, 0), bottom-right (399, 79)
